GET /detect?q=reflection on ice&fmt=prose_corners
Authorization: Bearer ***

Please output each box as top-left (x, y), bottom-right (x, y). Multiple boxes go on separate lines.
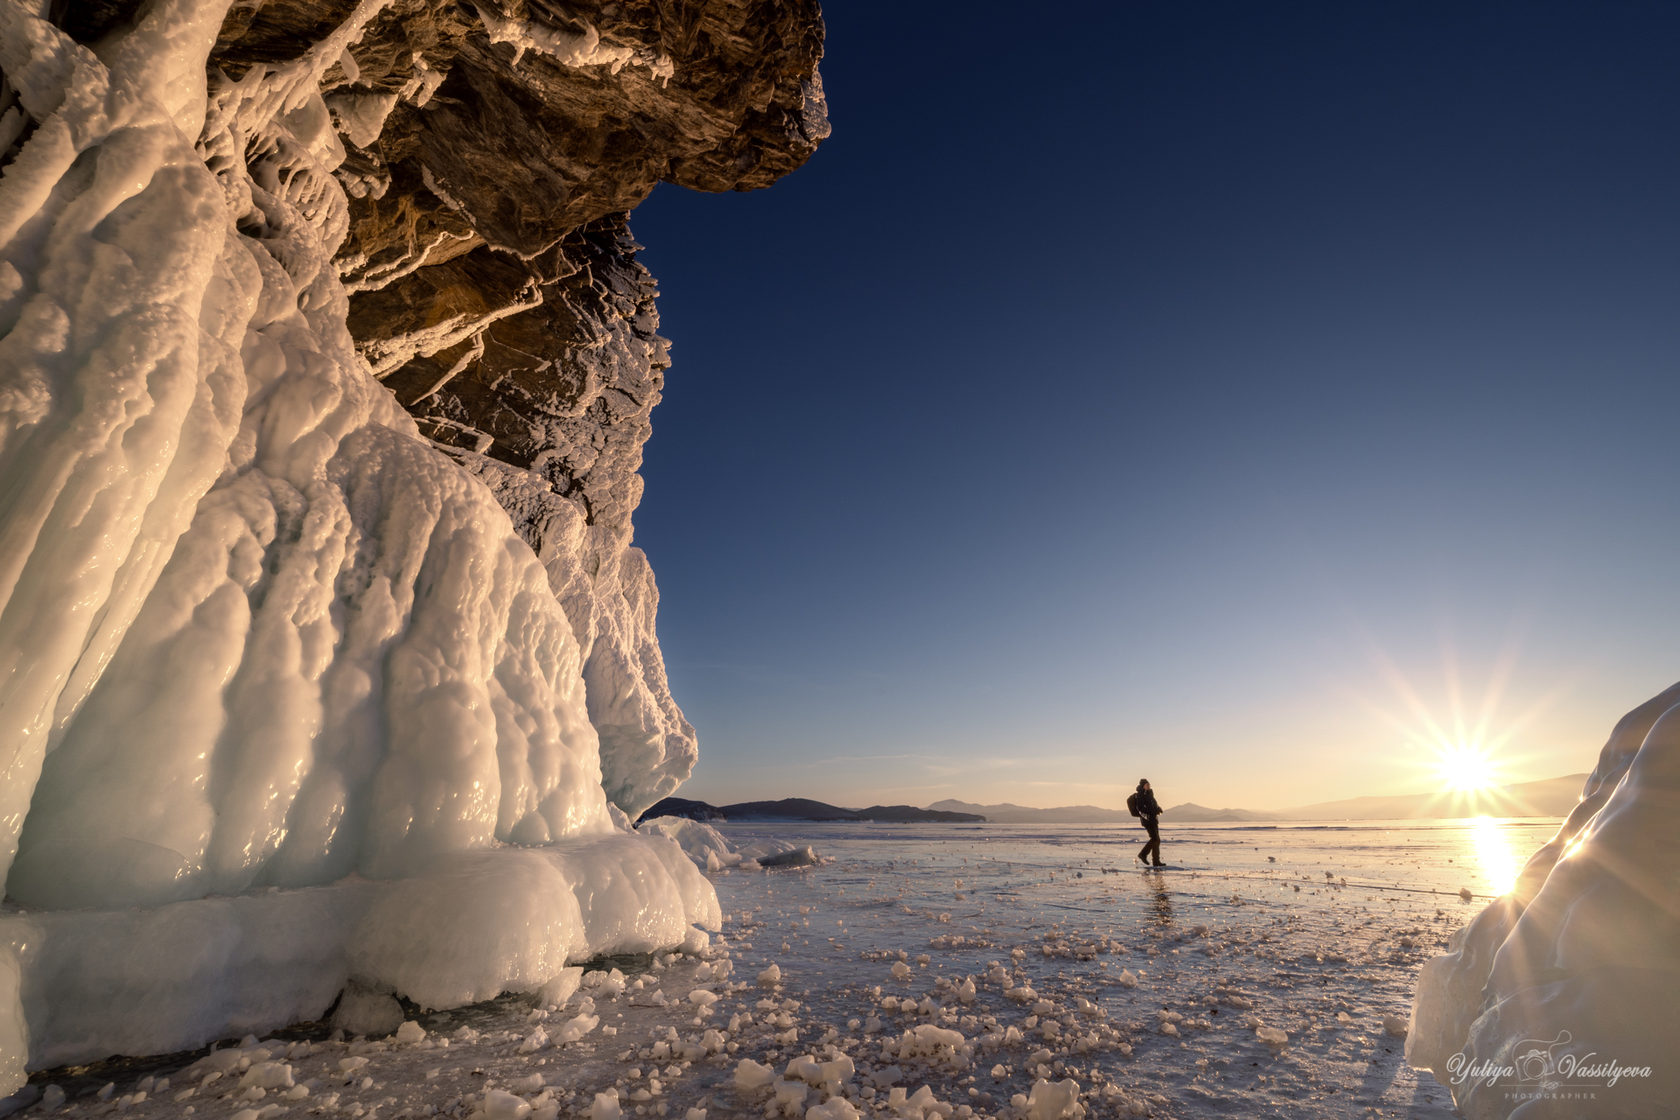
top-left (1468, 815), bottom-right (1522, 896)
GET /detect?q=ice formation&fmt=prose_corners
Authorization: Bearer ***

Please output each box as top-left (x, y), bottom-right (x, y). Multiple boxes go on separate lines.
top-left (0, 0), bottom-right (822, 1088)
top-left (639, 814), bottom-right (818, 872)
top-left (1408, 682), bottom-right (1680, 1118)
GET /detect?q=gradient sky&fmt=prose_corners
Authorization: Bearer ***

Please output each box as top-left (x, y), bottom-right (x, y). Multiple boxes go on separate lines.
top-left (626, 1), bottom-right (1680, 812)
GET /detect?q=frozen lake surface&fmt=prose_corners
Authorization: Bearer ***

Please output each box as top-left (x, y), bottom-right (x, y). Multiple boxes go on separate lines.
top-left (23, 817), bottom-right (1560, 1119)
top-left (702, 817), bottom-right (1552, 1118)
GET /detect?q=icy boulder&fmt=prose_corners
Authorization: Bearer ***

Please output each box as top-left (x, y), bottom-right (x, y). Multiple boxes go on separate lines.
top-left (641, 816), bottom-right (742, 872)
top-left (1408, 682), bottom-right (1680, 1118)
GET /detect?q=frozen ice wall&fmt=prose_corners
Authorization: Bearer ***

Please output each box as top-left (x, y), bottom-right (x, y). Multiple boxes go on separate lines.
top-left (0, 0), bottom-right (826, 1086)
top-left (1408, 682), bottom-right (1680, 1118)
top-left (0, 0), bottom-right (619, 907)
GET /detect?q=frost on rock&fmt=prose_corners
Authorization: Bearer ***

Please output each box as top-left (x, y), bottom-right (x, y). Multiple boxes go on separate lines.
top-left (0, 0), bottom-right (821, 1085)
top-left (1408, 682), bottom-right (1680, 1118)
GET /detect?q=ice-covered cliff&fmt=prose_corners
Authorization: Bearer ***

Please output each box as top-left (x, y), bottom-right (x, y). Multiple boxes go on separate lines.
top-left (0, 0), bottom-right (824, 1088)
top-left (1408, 683), bottom-right (1680, 1118)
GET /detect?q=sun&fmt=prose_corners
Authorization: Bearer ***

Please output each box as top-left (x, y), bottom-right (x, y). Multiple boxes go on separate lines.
top-left (1438, 742), bottom-right (1500, 792)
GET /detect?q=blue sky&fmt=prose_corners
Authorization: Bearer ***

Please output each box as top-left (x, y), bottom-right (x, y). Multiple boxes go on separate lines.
top-left (627, 1), bottom-right (1680, 811)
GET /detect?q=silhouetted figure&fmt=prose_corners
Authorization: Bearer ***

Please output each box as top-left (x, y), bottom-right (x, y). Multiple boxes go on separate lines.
top-left (1131, 778), bottom-right (1164, 866)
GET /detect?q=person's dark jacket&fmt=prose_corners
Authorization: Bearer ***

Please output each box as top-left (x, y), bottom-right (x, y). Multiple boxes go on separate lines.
top-left (1136, 789), bottom-right (1162, 821)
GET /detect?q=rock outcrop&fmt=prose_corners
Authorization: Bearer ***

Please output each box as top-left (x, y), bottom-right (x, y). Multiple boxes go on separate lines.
top-left (0, 0), bottom-right (824, 1082)
top-left (25, 0), bottom-right (825, 818)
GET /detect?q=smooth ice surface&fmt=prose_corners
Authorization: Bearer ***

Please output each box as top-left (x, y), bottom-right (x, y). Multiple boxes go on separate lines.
top-left (1407, 683), bottom-right (1680, 1119)
top-left (0, 0), bottom-right (706, 1086)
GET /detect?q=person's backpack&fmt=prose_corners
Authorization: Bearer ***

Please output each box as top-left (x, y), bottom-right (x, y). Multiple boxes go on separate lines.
top-left (1126, 792), bottom-right (1142, 818)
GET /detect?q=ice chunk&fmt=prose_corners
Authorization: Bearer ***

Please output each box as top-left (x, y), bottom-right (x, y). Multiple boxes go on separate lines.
top-left (772, 1078), bottom-right (807, 1109)
top-left (638, 818), bottom-right (740, 872)
top-left (820, 1055), bottom-right (856, 1085)
top-left (554, 1014), bottom-right (599, 1043)
top-left (732, 1058), bottom-right (775, 1092)
top-left (538, 967), bottom-right (585, 1008)
top-left (1022, 1078), bottom-right (1085, 1120)
top-left (884, 1085), bottom-right (942, 1117)
top-left (739, 840), bottom-right (819, 868)
top-left (483, 1089), bottom-right (534, 1120)
top-left (785, 1054), bottom-right (822, 1084)
top-left (331, 982), bottom-right (405, 1038)
top-left (887, 1024), bottom-right (971, 1067)
top-left (806, 1099), bottom-right (862, 1120)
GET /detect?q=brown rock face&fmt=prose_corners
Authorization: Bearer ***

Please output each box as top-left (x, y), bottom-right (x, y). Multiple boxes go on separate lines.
top-left (250, 0), bottom-right (827, 463)
top-left (41, 0), bottom-right (826, 812)
top-left (65, 0), bottom-right (825, 462)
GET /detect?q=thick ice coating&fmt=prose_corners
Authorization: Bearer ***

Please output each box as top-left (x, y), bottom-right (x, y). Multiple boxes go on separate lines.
top-left (1, 0), bottom-right (621, 909)
top-left (1407, 682), bottom-right (1680, 1119)
top-left (0, 0), bottom-right (716, 1087)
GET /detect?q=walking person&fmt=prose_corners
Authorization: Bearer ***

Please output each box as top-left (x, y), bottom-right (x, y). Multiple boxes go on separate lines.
top-left (1128, 778), bottom-right (1165, 867)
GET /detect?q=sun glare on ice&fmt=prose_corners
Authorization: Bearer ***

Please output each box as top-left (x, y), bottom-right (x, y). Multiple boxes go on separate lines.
top-left (1470, 814), bottom-right (1522, 895)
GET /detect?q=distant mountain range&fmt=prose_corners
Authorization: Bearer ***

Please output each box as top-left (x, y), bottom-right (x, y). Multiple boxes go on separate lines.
top-left (639, 796), bottom-right (985, 824)
top-left (923, 799), bottom-right (1278, 824)
top-left (642, 774), bottom-right (1589, 827)
top-left (930, 773), bottom-right (1588, 823)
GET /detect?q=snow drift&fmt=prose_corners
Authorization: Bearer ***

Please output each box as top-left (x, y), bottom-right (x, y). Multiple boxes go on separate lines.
top-left (1408, 682), bottom-right (1680, 1118)
top-left (0, 0), bottom-right (824, 1088)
